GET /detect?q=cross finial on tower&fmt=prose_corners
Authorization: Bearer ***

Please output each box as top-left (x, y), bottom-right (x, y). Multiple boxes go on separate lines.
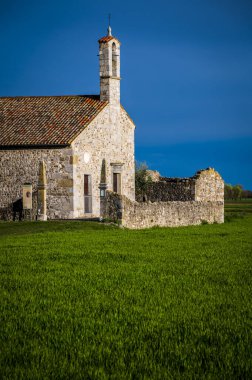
top-left (107, 14), bottom-right (112, 36)
top-left (99, 18), bottom-right (120, 105)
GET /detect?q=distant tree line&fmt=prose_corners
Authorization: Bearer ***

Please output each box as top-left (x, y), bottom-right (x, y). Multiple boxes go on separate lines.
top-left (224, 184), bottom-right (252, 200)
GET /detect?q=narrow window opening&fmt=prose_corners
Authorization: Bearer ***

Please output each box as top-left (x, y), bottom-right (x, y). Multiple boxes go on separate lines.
top-left (84, 174), bottom-right (92, 213)
top-left (112, 42), bottom-right (117, 77)
top-left (113, 173), bottom-right (121, 194)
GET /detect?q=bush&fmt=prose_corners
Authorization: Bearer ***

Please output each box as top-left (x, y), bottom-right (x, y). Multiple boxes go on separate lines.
top-left (135, 161), bottom-right (152, 200)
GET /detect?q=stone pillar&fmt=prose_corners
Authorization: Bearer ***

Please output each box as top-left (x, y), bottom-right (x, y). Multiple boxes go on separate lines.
top-left (99, 159), bottom-right (107, 219)
top-left (37, 161), bottom-right (47, 221)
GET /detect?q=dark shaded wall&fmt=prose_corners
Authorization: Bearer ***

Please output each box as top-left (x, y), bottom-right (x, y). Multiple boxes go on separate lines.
top-left (0, 192), bottom-right (37, 221)
top-left (136, 178), bottom-right (196, 202)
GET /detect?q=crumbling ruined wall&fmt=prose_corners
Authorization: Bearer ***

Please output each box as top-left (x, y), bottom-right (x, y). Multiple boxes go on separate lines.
top-left (136, 168), bottom-right (223, 203)
top-left (122, 199), bottom-right (224, 229)
top-left (136, 178), bottom-right (195, 202)
top-left (194, 168), bottom-right (224, 202)
top-left (103, 168), bottom-right (224, 229)
top-left (103, 192), bottom-right (224, 229)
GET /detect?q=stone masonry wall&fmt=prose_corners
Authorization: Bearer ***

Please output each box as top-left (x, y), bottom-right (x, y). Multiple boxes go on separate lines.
top-left (194, 168), bottom-right (224, 202)
top-left (0, 147), bottom-right (74, 220)
top-left (103, 191), bottom-right (224, 229)
top-left (72, 104), bottom-right (135, 218)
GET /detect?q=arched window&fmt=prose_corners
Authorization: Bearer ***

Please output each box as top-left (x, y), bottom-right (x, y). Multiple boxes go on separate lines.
top-left (112, 42), bottom-right (117, 77)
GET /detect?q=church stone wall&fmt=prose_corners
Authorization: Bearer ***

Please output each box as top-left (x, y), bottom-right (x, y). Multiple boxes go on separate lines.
top-left (0, 147), bottom-right (74, 220)
top-left (0, 104), bottom-right (135, 221)
top-left (72, 104), bottom-right (135, 218)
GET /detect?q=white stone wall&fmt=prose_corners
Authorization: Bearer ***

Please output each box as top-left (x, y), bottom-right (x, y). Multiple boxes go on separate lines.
top-left (72, 104), bottom-right (135, 218)
top-left (195, 168), bottom-right (224, 202)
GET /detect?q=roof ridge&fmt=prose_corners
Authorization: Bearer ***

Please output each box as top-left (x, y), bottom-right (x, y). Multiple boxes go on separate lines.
top-left (0, 94), bottom-right (101, 100)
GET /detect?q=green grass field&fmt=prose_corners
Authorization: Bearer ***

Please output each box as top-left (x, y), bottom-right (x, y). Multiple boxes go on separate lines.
top-left (0, 203), bottom-right (252, 379)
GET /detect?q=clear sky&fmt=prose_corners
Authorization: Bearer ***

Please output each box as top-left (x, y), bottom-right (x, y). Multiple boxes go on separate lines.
top-left (1, 0), bottom-right (251, 188)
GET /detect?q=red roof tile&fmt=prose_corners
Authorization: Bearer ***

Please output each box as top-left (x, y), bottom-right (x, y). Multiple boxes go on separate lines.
top-left (0, 95), bottom-right (108, 147)
top-left (98, 36), bottom-right (121, 44)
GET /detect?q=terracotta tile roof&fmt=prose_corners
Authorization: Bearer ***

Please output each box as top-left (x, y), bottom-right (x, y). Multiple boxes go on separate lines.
top-left (0, 95), bottom-right (108, 147)
top-left (98, 35), bottom-right (121, 44)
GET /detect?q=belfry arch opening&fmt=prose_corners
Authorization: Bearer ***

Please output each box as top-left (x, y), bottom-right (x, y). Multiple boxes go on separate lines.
top-left (112, 42), bottom-right (117, 77)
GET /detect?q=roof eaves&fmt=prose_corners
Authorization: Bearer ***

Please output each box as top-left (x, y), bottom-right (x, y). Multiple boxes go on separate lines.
top-left (98, 36), bottom-right (121, 45)
top-left (0, 144), bottom-right (70, 150)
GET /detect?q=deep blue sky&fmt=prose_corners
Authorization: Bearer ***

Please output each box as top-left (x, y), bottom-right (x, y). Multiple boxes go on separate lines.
top-left (1, 0), bottom-right (251, 188)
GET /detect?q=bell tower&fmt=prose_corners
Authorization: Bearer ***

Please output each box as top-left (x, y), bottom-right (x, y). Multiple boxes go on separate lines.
top-left (98, 25), bottom-right (121, 107)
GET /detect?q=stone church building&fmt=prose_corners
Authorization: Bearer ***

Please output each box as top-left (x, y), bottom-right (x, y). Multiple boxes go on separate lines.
top-left (0, 27), bottom-right (135, 220)
top-left (0, 27), bottom-right (224, 227)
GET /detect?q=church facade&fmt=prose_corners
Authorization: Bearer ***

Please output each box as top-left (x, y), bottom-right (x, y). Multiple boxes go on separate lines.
top-left (0, 28), bottom-right (135, 220)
